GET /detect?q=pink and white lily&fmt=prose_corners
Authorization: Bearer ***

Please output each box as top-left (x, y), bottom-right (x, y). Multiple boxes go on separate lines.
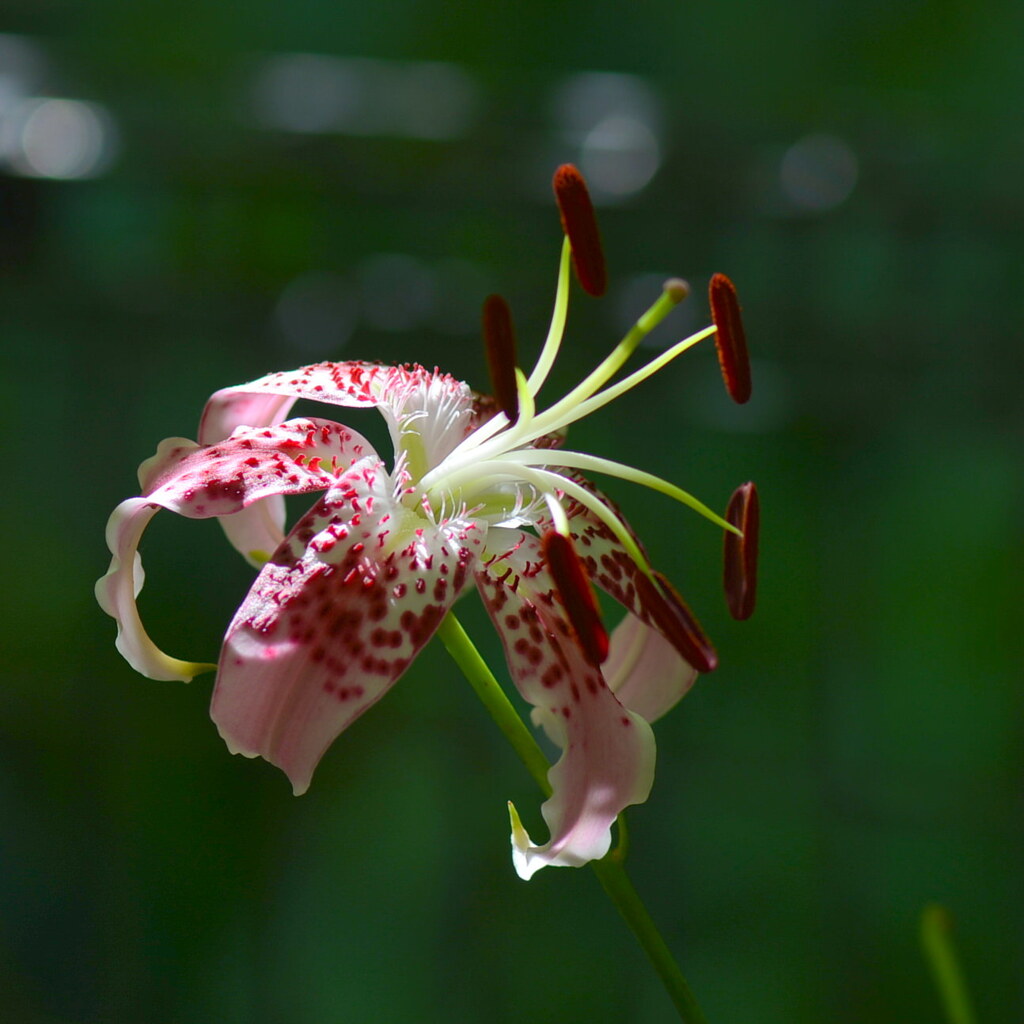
top-left (97, 166), bottom-right (754, 879)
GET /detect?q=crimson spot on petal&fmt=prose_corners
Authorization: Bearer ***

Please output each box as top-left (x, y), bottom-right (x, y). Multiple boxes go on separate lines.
top-left (482, 294), bottom-right (520, 423)
top-left (542, 531), bottom-right (609, 667)
top-left (636, 571), bottom-right (718, 674)
top-left (552, 164), bottom-right (607, 297)
top-left (724, 481), bottom-right (759, 620)
top-left (709, 273), bottom-right (751, 404)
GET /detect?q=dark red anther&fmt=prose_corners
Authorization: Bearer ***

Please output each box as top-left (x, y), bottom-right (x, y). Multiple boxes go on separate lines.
top-left (482, 294), bottom-right (519, 423)
top-left (723, 481), bottom-right (759, 620)
top-left (635, 571), bottom-right (718, 674)
top-left (543, 531), bottom-right (609, 666)
top-left (552, 164), bottom-right (607, 297)
top-left (709, 273), bottom-right (751, 404)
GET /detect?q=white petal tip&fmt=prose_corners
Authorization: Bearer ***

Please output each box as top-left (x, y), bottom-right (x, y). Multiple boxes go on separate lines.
top-left (508, 801), bottom-right (544, 881)
top-left (214, 725), bottom-right (312, 796)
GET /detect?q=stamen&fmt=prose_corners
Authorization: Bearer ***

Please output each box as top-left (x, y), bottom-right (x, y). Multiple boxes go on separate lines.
top-left (419, 274), bottom-right (692, 497)
top-left (496, 448), bottom-right (739, 534)
top-left (482, 294), bottom-right (520, 424)
top-left (499, 279), bottom-right (694, 453)
top-left (553, 164), bottom-right (607, 297)
top-left (723, 481), bottom-right (759, 620)
top-left (513, 368), bottom-right (535, 425)
top-left (526, 236), bottom-right (572, 395)
top-left (709, 273), bottom-right (751, 404)
top-left (543, 531), bottom-right (610, 666)
top-left (635, 571), bottom-right (717, 673)
top-left (542, 492), bottom-right (570, 536)
top-left (436, 460), bottom-right (650, 575)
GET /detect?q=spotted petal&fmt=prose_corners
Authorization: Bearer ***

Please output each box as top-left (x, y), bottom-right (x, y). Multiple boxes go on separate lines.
top-left (475, 528), bottom-right (656, 879)
top-left (562, 474), bottom-right (712, 710)
top-left (212, 456), bottom-right (486, 795)
top-left (199, 361), bottom-right (478, 561)
top-left (200, 361), bottom-right (476, 464)
top-left (96, 418), bottom-right (375, 682)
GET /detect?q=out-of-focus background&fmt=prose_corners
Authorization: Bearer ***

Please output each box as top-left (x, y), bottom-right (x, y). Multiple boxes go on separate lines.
top-left (2, 1), bottom-right (1020, 1021)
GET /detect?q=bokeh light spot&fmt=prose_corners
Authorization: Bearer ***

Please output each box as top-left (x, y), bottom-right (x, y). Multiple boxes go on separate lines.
top-left (7, 98), bottom-right (115, 180)
top-left (551, 72), bottom-right (664, 202)
top-left (780, 133), bottom-right (858, 212)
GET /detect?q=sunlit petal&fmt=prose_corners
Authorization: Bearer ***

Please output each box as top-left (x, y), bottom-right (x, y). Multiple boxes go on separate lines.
top-left (212, 457), bottom-right (486, 794)
top-left (476, 529), bottom-right (655, 879)
top-left (200, 361), bottom-right (477, 468)
top-left (604, 613), bottom-right (697, 723)
top-left (97, 418), bottom-right (374, 679)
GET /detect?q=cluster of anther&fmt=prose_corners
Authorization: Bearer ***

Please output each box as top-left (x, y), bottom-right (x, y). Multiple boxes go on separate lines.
top-left (482, 164), bottom-right (759, 672)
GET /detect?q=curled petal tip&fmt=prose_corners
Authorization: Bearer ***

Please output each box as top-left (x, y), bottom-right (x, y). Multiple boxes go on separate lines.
top-left (552, 163), bottom-right (607, 297)
top-left (724, 482), bottom-right (759, 620)
top-left (542, 531), bottom-right (609, 666)
top-left (482, 293), bottom-right (520, 423)
top-left (508, 801), bottom-right (539, 881)
top-left (507, 800), bottom-right (527, 839)
top-left (709, 273), bottom-right (751, 404)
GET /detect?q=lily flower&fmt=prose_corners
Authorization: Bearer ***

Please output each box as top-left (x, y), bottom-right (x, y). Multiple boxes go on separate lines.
top-left (96, 165), bottom-right (754, 879)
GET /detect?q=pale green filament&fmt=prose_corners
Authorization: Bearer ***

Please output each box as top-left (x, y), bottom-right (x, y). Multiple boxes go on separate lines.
top-left (409, 242), bottom-right (733, 585)
top-left (526, 283), bottom-right (688, 440)
top-left (494, 449), bottom-right (739, 535)
top-left (526, 236), bottom-right (572, 395)
top-left (560, 325), bottom-right (717, 429)
top-left (514, 367), bottom-right (536, 426)
top-left (542, 491), bottom-right (571, 536)
top-left (430, 459), bottom-right (651, 575)
top-left (460, 464), bottom-right (651, 577)
top-left (419, 281), bottom-right (689, 496)
top-left (437, 237), bottom-right (572, 462)
top-left (491, 464), bottom-right (652, 576)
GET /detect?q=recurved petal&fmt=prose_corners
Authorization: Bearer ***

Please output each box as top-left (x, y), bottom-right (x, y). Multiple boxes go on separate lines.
top-left (562, 472), bottom-right (716, 673)
top-left (476, 529), bottom-right (655, 880)
top-left (95, 498), bottom-right (216, 681)
top-left (97, 418), bottom-right (375, 680)
top-left (199, 361), bottom-right (476, 468)
top-left (604, 613), bottom-right (698, 723)
top-left (211, 458), bottom-right (486, 795)
top-left (146, 416), bottom-right (378, 565)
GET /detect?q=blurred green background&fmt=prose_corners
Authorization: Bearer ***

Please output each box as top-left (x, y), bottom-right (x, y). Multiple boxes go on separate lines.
top-left (2, 1), bottom-right (1020, 1021)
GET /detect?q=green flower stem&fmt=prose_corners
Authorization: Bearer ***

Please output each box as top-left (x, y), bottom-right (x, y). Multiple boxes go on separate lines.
top-left (436, 612), bottom-right (551, 796)
top-left (591, 852), bottom-right (708, 1024)
top-left (920, 904), bottom-right (977, 1024)
top-left (436, 610), bottom-right (708, 1024)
